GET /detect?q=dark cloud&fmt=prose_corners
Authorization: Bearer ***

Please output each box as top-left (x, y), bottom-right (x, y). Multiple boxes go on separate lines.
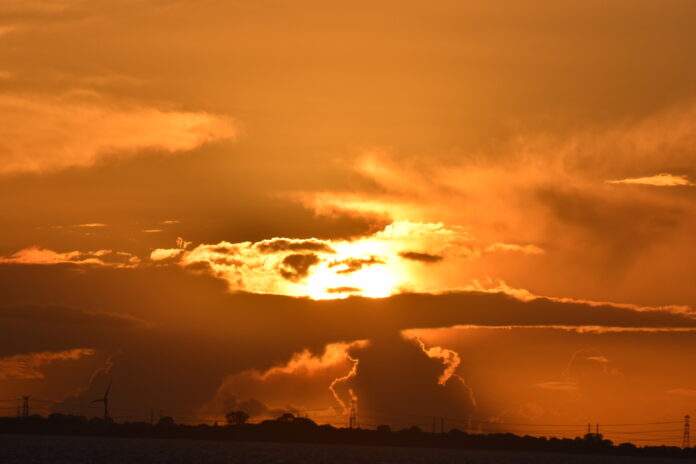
top-left (329, 256), bottom-right (384, 274)
top-left (1, 263), bottom-right (694, 425)
top-left (255, 239), bottom-right (335, 254)
top-left (1, 304), bottom-right (145, 328)
top-left (0, 302), bottom-right (148, 358)
top-left (210, 245), bottom-right (238, 254)
top-left (535, 185), bottom-right (686, 271)
top-left (279, 253), bottom-right (321, 281)
top-left (210, 257), bottom-right (244, 267)
top-left (334, 333), bottom-right (475, 429)
top-left (326, 287), bottom-right (362, 294)
top-left (399, 251), bottom-right (444, 263)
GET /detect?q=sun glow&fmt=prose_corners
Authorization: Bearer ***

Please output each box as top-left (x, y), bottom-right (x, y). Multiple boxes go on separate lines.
top-left (166, 221), bottom-right (469, 300)
top-left (303, 236), bottom-right (407, 300)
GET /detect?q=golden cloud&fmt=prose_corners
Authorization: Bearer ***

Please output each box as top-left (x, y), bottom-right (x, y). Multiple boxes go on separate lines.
top-left (0, 93), bottom-right (236, 174)
top-left (606, 173), bottom-right (695, 187)
top-left (666, 388), bottom-right (696, 398)
top-left (163, 221), bottom-right (495, 299)
top-left (1, 246), bottom-right (139, 267)
top-left (0, 348), bottom-right (95, 380)
top-left (198, 341), bottom-right (367, 423)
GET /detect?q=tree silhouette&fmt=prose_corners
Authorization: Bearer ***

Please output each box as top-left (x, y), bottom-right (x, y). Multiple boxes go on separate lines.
top-left (157, 416), bottom-right (175, 427)
top-left (225, 410), bottom-right (249, 425)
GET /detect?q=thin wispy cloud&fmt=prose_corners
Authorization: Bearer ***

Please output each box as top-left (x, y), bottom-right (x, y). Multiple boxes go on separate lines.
top-left (0, 93), bottom-right (236, 175)
top-left (74, 223), bottom-right (107, 228)
top-left (606, 173), bottom-right (695, 187)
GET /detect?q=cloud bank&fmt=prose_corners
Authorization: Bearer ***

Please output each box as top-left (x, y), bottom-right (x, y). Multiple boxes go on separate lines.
top-left (0, 93), bottom-right (236, 174)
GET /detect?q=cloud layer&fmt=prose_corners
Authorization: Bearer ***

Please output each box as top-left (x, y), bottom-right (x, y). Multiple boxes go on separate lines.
top-left (149, 221), bottom-right (543, 299)
top-left (0, 93), bottom-right (236, 174)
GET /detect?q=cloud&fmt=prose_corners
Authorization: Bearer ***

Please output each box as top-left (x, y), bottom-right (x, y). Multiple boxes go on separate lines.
top-left (410, 337), bottom-right (462, 385)
top-left (606, 173), bottom-right (695, 187)
top-left (255, 238), bottom-right (336, 254)
top-left (1, 263), bottom-right (695, 428)
top-left (426, 324), bottom-right (696, 334)
top-left (279, 253), bottom-right (321, 282)
top-left (328, 256), bottom-right (384, 274)
top-left (74, 223), bottom-right (107, 228)
top-left (0, 246), bottom-right (139, 267)
top-left (533, 381), bottom-right (580, 392)
top-left (531, 349), bottom-right (619, 400)
top-left (398, 251), bottom-right (443, 263)
top-left (485, 243), bottom-right (544, 255)
top-left (326, 287), bottom-right (362, 294)
top-left (562, 349), bottom-right (619, 379)
top-left (201, 334), bottom-right (476, 430)
top-left (292, 101), bottom-right (696, 309)
top-left (1, 304), bottom-right (145, 330)
top-left (150, 248), bottom-right (185, 261)
top-left (0, 303), bottom-right (147, 363)
top-left (0, 93), bottom-right (236, 174)
top-left (333, 334), bottom-right (476, 429)
top-left (0, 348), bottom-right (95, 380)
top-left (172, 221), bottom-right (483, 299)
top-left (199, 341), bottom-right (367, 422)
top-left (0, 0), bottom-right (78, 15)
top-left (0, 25), bottom-right (17, 37)
top-left (665, 388), bottom-right (696, 398)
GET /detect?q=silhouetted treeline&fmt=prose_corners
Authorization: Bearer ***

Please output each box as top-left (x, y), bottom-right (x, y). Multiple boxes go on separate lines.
top-left (1, 413), bottom-right (694, 459)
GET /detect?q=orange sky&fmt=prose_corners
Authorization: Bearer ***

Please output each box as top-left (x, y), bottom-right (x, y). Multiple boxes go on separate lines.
top-left (1, 0), bottom-right (695, 447)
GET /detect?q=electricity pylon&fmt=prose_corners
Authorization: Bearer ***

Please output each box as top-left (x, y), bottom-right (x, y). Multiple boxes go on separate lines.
top-left (349, 399), bottom-right (358, 429)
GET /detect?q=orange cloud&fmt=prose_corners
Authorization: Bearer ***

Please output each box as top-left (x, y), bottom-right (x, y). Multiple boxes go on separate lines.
top-left (165, 221), bottom-right (548, 299)
top-left (74, 223), bottom-right (107, 228)
top-left (0, 348), bottom-right (95, 380)
top-left (0, 93), bottom-right (236, 174)
top-left (424, 324), bottom-right (696, 334)
top-left (485, 243), bottom-right (545, 255)
top-left (199, 341), bottom-right (367, 422)
top-left (606, 173), bottom-right (695, 187)
top-left (1, 246), bottom-right (139, 267)
top-left (0, 25), bottom-right (17, 37)
top-left (150, 248), bottom-right (185, 261)
top-left (410, 337), bottom-right (462, 385)
top-left (666, 388), bottom-right (696, 398)
top-left (456, 278), bottom-right (693, 315)
top-left (290, 101), bottom-right (696, 312)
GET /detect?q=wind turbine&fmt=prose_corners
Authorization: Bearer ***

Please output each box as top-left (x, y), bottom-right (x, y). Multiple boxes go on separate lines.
top-left (92, 380), bottom-right (112, 421)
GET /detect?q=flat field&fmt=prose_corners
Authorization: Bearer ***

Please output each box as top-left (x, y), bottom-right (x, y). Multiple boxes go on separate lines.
top-left (0, 434), bottom-right (682, 464)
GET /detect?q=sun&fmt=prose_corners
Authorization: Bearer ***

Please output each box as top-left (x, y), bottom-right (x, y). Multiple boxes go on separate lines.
top-left (301, 238), bottom-right (407, 300)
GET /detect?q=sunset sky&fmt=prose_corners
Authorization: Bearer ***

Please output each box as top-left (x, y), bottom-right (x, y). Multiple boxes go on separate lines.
top-left (2, 0), bottom-right (696, 446)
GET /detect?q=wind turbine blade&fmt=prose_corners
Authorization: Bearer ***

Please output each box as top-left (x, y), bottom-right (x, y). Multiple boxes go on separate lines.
top-left (105, 379), bottom-right (112, 397)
